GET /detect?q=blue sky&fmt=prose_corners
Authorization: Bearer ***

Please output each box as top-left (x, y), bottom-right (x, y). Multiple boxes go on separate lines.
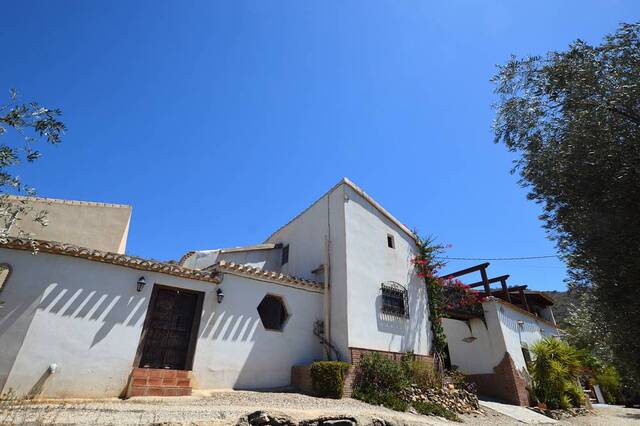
top-left (2, 1), bottom-right (638, 291)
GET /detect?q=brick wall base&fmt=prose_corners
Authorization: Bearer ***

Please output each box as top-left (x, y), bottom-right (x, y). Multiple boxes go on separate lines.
top-left (466, 353), bottom-right (529, 406)
top-left (349, 347), bottom-right (434, 367)
top-left (291, 365), bottom-right (315, 395)
top-left (127, 368), bottom-right (192, 397)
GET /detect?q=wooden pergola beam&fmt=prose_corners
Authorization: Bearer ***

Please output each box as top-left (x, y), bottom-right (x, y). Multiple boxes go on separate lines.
top-left (441, 262), bottom-right (490, 279)
top-left (500, 278), bottom-right (512, 303)
top-left (484, 284), bottom-right (527, 296)
top-left (519, 287), bottom-right (531, 312)
top-left (467, 274), bottom-right (511, 289)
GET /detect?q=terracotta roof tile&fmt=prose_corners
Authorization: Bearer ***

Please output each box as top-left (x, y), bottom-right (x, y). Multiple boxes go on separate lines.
top-left (0, 238), bottom-right (222, 285)
top-left (209, 260), bottom-right (324, 293)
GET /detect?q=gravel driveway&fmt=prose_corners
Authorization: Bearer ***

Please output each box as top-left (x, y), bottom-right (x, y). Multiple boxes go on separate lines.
top-left (0, 391), bottom-right (461, 425)
top-left (1, 391), bottom-right (638, 425)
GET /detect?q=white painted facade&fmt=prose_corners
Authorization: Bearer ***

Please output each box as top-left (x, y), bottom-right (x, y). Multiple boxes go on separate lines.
top-left (0, 177), bottom-right (560, 399)
top-left (443, 300), bottom-right (560, 375)
top-left (0, 248), bottom-right (323, 397)
top-left (181, 179), bottom-right (430, 361)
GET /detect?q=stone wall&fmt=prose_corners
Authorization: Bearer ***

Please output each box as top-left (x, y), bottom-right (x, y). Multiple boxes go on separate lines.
top-left (466, 352), bottom-right (529, 406)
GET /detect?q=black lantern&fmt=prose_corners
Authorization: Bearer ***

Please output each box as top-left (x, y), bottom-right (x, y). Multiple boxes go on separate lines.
top-left (216, 288), bottom-right (224, 304)
top-left (136, 276), bottom-right (147, 292)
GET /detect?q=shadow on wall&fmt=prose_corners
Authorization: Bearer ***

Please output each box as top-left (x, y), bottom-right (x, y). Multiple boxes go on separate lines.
top-left (373, 251), bottom-right (428, 355)
top-left (35, 283), bottom-right (149, 348)
top-left (0, 276), bottom-right (150, 392)
top-left (198, 309), bottom-right (259, 343)
top-left (197, 299), bottom-right (322, 390)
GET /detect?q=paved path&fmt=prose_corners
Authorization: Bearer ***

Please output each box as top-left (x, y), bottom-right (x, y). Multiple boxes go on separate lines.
top-left (479, 400), bottom-right (557, 424)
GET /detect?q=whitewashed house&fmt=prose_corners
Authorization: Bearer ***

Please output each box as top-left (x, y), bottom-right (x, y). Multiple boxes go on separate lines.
top-left (0, 178), bottom-right (559, 404)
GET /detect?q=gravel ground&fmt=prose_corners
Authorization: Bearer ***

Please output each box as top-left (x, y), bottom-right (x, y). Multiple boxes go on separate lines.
top-left (1, 391), bottom-right (638, 425)
top-left (0, 391), bottom-right (460, 425)
top-left (564, 405), bottom-right (640, 425)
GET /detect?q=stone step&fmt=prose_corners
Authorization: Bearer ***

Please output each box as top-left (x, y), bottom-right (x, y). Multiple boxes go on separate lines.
top-left (128, 367), bottom-right (192, 397)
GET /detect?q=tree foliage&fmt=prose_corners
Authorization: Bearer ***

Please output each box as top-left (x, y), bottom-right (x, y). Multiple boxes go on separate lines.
top-left (492, 22), bottom-right (640, 391)
top-left (0, 89), bottom-right (66, 242)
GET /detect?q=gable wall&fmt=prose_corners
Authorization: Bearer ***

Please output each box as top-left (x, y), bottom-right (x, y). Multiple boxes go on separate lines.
top-left (265, 186), bottom-right (349, 360)
top-left (342, 185), bottom-right (431, 357)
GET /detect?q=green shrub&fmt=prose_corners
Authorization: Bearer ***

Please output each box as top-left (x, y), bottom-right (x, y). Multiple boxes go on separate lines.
top-left (353, 352), bottom-right (408, 395)
top-left (401, 352), bottom-right (440, 391)
top-left (530, 338), bottom-right (584, 409)
top-left (595, 365), bottom-right (621, 404)
top-left (413, 400), bottom-right (461, 422)
top-left (353, 389), bottom-right (408, 412)
top-left (310, 361), bottom-right (351, 399)
top-left (565, 382), bottom-right (585, 407)
top-left (352, 353), bottom-right (409, 411)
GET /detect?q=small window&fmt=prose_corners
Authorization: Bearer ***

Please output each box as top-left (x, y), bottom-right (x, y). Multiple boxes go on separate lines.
top-left (381, 281), bottom-right (409, 318)
top-left (257, 294), bottom-right (289, 331)
top-left (387, 234), bottom-right (395, 249)
top-left (0, 264), bottom-right (10, 293)
top-left (281, 245), bottom-right (289, 265)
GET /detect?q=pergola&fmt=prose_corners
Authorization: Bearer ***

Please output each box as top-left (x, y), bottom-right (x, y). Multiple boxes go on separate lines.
top-left (440, 262), bottom-right (532, 313)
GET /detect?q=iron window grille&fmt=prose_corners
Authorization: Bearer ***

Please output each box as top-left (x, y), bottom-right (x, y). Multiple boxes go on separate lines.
top-left (381, 281), bottom-right (409, 318)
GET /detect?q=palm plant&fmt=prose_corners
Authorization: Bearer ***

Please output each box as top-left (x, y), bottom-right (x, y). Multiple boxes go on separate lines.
top-left (530, 338), bottom-right (584, 409)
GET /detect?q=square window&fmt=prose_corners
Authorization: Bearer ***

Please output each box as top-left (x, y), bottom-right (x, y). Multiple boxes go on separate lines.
top-left (281, 245), bottom-right (289, 265)
top-left (380, 282), bottom-right (409, 318)
top-left (387, 234), bottom-right (395, 249)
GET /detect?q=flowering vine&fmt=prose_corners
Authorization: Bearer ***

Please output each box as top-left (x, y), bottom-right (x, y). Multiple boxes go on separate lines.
top-left (438, 277), bottom-right (487, 316)
top-left (413, 236), bottom-right (449, 358)
top-left (413, 236), bottom-right (487, 360)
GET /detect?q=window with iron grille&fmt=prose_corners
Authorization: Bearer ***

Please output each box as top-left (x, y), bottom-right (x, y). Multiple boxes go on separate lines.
top-left (380, 281), bottom-right (409, 318)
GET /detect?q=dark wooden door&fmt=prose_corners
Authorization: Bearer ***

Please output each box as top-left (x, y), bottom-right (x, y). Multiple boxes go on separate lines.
top-left (139, 288), bottom-right (199, 370)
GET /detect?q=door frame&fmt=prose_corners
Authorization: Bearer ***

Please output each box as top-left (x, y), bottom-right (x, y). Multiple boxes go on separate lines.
top-left (132, 283), bottom-right (205, 371)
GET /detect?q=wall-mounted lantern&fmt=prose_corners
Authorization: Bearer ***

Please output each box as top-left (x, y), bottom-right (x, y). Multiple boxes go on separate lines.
top-left (216, 288), bottom-right (224, 304)
top-left (136, 276), bottom-right (147, 292)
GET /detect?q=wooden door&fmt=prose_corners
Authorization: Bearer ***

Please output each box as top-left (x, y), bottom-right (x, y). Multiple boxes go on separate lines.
top-left (139, 288), bottom-right (199, 370)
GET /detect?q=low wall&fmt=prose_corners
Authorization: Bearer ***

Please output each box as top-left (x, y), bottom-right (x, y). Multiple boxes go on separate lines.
top-left (466, 352), bottom-right (529, 406)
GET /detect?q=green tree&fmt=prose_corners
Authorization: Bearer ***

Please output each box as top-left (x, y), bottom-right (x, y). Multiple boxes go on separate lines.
top-left (492, 22), bottom-right (640, 392)
top-left (0, 89), bottom-right (66, 243)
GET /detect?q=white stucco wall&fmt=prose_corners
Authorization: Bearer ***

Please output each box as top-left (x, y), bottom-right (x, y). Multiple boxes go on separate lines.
top-left (443, 300), bottom-right (560, 375)
top-left (495, 301), bottom-right (560, 372)
top-left (265, 186), bottom-right (350, 361)
top-left (342, 185), bottom-right (431, 356)
top-left (443, 316), bottom-right (506, 375)
top-left (0, 248), bottom-right (323, 398)
top-left (193, 274), bottom-right (323, 389)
